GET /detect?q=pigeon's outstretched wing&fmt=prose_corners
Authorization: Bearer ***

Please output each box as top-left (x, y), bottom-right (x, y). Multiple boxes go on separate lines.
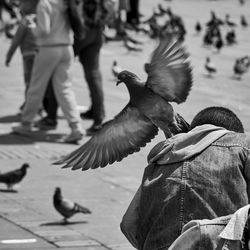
top-left (146, 37), bottom-right (192, 104)
top-left (54, 105), bottom-right (158, 171)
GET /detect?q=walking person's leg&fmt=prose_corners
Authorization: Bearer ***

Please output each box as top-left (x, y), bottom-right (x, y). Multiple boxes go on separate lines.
top-left (12, 47), bottom-right (59, 134)
top-left (38, 79), bottom-right (59, 130)
top-left (78, 27), bottom-right (105, 135)
top-left (52, 46), bottom-right (83, 143)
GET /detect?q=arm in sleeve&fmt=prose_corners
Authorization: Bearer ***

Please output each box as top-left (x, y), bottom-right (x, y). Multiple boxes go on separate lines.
top-left (243, 149), bottom-right (250, 201)
top-left (120, 186), bottom-right (141, 249)
top-left (33, 1), bottom-right (51, 37)
top-left (5, 23), bottom-right (26, 65)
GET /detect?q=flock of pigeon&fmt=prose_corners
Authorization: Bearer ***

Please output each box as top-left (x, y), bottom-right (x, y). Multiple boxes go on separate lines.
top-left (198, 10), bottom-right (250, 79)
top-left (109, 2), bottom-right (249, 80)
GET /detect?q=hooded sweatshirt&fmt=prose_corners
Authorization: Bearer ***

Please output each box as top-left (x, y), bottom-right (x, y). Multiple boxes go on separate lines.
top-left (121, 124), bottom-right (250, 250)
top-left (33, 0), bottom-right (73, 46)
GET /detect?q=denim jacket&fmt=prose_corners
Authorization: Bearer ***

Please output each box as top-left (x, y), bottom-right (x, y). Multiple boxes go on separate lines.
top-left (169, 205), bottom-right (250, 250)
top-left (120, 125), bottom-right (250, 250)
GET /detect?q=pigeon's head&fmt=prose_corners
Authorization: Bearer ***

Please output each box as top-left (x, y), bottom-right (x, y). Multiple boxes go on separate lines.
top-left (116, 70), bottom-right (142, 86)
top-left (21, 163), bottom-right (30, 170)
top-left (55, 187), bottom-right (61, 195)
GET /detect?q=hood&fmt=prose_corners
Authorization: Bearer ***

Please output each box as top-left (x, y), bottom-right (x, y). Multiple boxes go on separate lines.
top-left (45, 0), bottom-right (66, 11)
top-left (148, 124), bottom-right (232, 165)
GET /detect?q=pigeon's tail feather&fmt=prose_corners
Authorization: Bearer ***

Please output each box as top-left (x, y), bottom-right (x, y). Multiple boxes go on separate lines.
top-left (175, 113), bottom-right (190, 133)
top-left (74, 203), bottom-right (92, 214)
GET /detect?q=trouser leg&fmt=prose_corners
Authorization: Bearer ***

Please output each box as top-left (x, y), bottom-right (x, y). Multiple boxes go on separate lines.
top-left (22, 47), bottom-right (59, 124)
top-left (52, 46), bottom-right (81, 130)
top-left (79, 44), bottom-right (104, 124)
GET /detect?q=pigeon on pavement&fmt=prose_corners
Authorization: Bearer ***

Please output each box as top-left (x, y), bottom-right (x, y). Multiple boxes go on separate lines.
top-left (54, 37), bottom-right (192, 171)
top-left (53, 187), bottom-right (91, 224)
top-left (0, 163), bottom-right (30, 191)
top-left (205, 57), bottom-right (217, 77)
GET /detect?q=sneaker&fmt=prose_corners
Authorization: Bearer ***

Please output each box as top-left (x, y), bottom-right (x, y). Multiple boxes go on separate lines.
top-left (12, 124), bottom-right (32, 135)
top-left (80, 110), bottom-right (93, 120)
top-left (35, 117), bottom-right (57, 130)
top-left (64, 130), bottom-right (83, 144)
top-left (86, 123), bottom-right (102, 136)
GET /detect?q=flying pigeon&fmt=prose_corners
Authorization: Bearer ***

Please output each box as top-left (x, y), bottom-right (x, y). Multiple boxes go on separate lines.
top-left (53, 187), bottom-right (91, 224)
top-left (0, 163), bottom-right (30, 191)
top-left (54, 37), bottom-right (192, 171)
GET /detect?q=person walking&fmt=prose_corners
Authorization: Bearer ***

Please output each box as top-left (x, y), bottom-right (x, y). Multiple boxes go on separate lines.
top-left (12, 0), bottom-right (84, 143)
top-left (121, 106), bottom-right (250, 249)
top-left (5, 0), bottom-right (38, 114)
top-left (73, 0), bottom-right (107, 136)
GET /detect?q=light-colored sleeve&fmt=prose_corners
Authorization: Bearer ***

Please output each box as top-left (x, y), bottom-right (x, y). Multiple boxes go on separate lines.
top-left (120, 186), bottom-right (141, 249)
top-left (6, 22), bottom-right (26, 64)
top-left (33, 0), bottom-right (51, 37)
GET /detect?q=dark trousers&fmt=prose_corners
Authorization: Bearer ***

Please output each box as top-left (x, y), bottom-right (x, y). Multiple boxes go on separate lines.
top-left (74, 25), bottom-right (105, 124)
top-left (127, 0), bottom-right (140, 25)
top-left (43, 80), bottom-right (58, 121)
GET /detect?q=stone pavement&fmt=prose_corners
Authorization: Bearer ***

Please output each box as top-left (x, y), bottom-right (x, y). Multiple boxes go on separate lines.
top-left (0, 0), bottom-right (250, 249)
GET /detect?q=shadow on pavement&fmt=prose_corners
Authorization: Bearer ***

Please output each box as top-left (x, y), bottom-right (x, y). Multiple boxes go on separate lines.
top-left (0, 189), bottom-right (18, 193)
top-left (40, 220), bottom-right (88, 226)
top-left (0, 114), bottom-right (20, 123)
top-left (0, 132), bottom-right (66, 145)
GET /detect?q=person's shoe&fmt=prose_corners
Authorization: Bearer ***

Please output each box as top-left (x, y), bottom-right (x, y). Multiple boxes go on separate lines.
top-left (12, 124), bottom-right (32, 135)
top-left (86, 123), bottom-right (103, 136)
top-left (80, 110), bottom-right (93, 120)
top-left (35, 117), bottom-right (57, 130)
top-left (64, 130), bottom-right (83, 144)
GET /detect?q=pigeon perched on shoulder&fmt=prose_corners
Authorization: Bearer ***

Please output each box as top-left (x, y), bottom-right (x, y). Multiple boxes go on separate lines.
top-left (54, 36), bottom-right (192, 171)
top-left (53, 187), bottom-right (91, 224)
top-left (0, 163), bottom-right (30, 191)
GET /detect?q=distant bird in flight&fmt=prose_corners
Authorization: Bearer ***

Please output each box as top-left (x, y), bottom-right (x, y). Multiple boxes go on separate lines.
top-left (205, 57), bottom-right (217, 77)
top-left (54, 37), bottom-right (193, 171)
top-left (53, 187), bottom-right (91, 224)
top-left (0, 163), bottom-right (30, 191)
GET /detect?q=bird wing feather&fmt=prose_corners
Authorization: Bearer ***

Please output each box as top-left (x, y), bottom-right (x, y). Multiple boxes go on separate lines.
top-left (146, 37), bottom-right (192, 104)
top-left (54, 104), bottom-right (158, 170)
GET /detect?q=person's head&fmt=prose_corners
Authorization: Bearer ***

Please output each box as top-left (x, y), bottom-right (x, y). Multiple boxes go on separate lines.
top-left (19, 0), bottom-right (38, 15)
top-left (190, 106), bottom-right (244, 133)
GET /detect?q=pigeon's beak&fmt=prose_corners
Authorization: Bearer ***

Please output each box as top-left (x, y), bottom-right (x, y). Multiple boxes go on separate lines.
top-left (116, 80), bottom-right (123, 86)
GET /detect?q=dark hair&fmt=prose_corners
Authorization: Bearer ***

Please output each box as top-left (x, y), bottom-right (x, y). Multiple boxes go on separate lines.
top-left (190, 106), bottom-right (244, 133)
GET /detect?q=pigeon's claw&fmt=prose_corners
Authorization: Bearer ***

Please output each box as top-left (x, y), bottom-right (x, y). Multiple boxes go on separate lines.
top-left (146, 36), bottom-right (193, 104)
top-left (54, 105), bottom-right (159, 171)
